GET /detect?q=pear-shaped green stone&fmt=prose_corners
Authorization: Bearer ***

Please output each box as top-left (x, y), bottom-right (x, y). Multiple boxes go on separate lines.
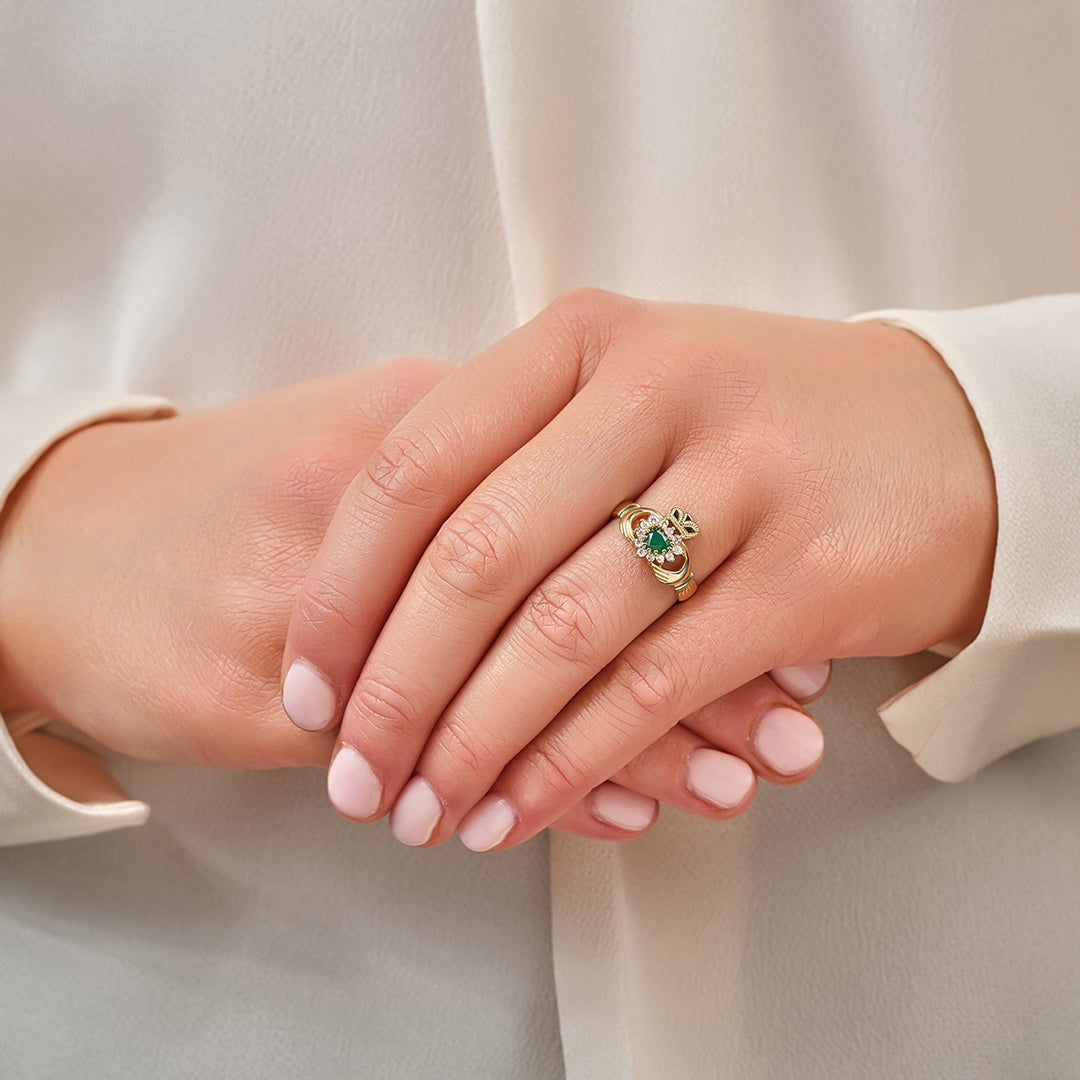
top-left (646, 528), bottom-right (670, 553)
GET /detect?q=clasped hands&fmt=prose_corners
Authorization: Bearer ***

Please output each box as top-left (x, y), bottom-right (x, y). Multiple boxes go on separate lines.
top-left (281, 290), bottom-right (996, 850)
top-left (0, 291), bottom-right (996, 848)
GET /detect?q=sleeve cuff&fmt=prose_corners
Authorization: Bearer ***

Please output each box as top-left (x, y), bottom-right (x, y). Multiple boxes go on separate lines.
top-left (0, 717), bottom-right (149, 846)
top-left (848, 295), bottom-right (1080, 781)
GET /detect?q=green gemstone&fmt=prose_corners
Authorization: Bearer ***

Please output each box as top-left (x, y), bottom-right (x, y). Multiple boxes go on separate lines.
top-left (646, 528), bottom-right (670, 554)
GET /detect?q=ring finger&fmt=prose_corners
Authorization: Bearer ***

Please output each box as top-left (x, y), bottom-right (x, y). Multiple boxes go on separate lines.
top-left (381, 465), bottom-right (752, 843)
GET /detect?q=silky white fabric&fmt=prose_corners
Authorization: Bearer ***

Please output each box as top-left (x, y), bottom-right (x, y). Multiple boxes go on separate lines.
top-left (2, 2), bottom-right (1079, 1077)
top-left (0, 5), bottom-right (562, 1078)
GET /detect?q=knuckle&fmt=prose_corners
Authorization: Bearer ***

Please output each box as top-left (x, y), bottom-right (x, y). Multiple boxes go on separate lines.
top-left (342, 357), bottom-right (452, 440)
top-left (540, 288), bottom-right (630, 387)
top-left (548, 286), bottom-right (620, 323)
top-left (521, 737), bottom-right (596, 803)
top-left (609, 651), bottom-right (682, 721)
top-left (521, 579), bottom-right (601, 666)
top-left (434, 715), bottom-right (495, 778)
top-left (362, 426), bottom-right (449, 511)
top-left (618, 349), bottom-right (684, 419)
top-left (348, 669), bottom-right (417, 741)
top-left (427, 495), bottom-right (522, 601)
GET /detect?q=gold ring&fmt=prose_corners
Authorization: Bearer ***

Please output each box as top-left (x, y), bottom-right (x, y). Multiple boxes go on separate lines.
top-left (613, 501), bottom-right (699, 602)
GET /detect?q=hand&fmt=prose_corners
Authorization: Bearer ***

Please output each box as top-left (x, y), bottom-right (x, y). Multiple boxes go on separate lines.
top-left (0, 354), bottom-right (792, 842)
top-left (0, 361), bottom-right (449, 770)
top-left (283, 289), bottom-right (992, 850)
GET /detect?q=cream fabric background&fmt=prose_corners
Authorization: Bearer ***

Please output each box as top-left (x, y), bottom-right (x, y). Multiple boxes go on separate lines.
top-left (2, 1), bottom-right (1079, 1077)
top-left (1, 4), bottom-right (561, 1078)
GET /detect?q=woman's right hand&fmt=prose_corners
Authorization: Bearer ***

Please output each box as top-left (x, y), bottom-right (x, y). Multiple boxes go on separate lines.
top-left (0, 361), bottom-right (452, 771)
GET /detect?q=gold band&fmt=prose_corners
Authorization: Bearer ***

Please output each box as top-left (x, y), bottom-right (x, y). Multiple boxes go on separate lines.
top-left (613, 500), bottom-right (699, 602)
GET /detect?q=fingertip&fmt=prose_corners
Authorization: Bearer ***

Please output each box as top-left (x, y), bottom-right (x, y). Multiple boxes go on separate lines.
top-left (751, 706), bottom-right (825, 782)
top-left (684, 748), bottom-right (756, 810)
top-left (459, 795), bottom-right (517, 852)
top-left (587, 783), bottom-right (658, 833)
top-left (282, 658), bottom-right (338, 732)
top-left (770, 660), bottom-right (832, 703)
top-left (389, 775), bottom-right (444, 847)
top-left (327, 744), bottom-right (383, 821)
top-left (548, 799), bottom-right (660, 842)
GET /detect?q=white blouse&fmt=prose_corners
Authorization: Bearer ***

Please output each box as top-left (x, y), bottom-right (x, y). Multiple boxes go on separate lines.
top-left (2, 3), bottom-right (1079, 1077)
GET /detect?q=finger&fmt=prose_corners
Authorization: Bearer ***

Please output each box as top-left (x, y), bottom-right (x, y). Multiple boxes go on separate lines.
top-left (678, 673), bottom-right (825, 787)
top-left (606, 719), bottom-right (759, 818)
top-left (372, 454), bottom-right (751, 838)
top-left (469, 662), bottom-right (829, 845)
top-left (545, 784), bottom-right (659, 842)
top-left (325, 341), bottom-right (755, 825)
top-left (462, 672), bottom-right (822, 848)
top-left (769, 660), bottom-right (832, 703)
top-left (454, 546), bottom-right (804, 851)
top-left (325, 400), bottom-right (664, 819)
top-left (392, 712), bottom-right (757, 848)
top-left (458, 671), bottom-right (820, 851)
top-left (282, 290), bottom-right (629, 735)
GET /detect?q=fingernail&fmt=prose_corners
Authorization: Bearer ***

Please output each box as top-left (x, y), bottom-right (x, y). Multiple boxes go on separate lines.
top-left (459, 795), bottom-right (516, 852)
top-left (588, 784), bottom-right (656, 831)
top-left (390, 776), bottom-right (443, 846)
top-left (283, 659), bottom-right (337, 732)
top-left (327, 745), bottom-right (382, 819)
top-left (753, 707), bottom-right (825, 775)
top-left (685, 749), bottom-right (754, 809)
top-left (770, 661), bottom-right (831, 701)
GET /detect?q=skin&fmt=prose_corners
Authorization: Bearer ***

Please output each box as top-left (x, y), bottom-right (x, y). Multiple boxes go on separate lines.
top-left (284, 290), bottom-right (997, 850)
top-left (0, 358), bottom-right (814, 841)
top-left (0, 364), bottom-right (449, 771)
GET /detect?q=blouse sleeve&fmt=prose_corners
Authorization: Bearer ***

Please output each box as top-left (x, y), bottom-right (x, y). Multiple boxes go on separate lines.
top-left (0, 392), bottom-right (173, 845)
top-left (852, 294), bottom-right (1080, 781)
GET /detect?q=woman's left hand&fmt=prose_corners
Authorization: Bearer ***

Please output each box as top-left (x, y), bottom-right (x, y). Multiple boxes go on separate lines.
top-left (282, 290), bottom-right (997, 850)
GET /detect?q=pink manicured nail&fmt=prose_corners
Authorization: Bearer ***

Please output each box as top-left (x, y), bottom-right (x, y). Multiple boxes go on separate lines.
top-left (589, 784), bottom-right (656, 831)
top-left (770, 661), bottom-right (832, 701)
top-left (685, 749), bottom-right (754, 809)
top-left (390, 776), bottom-right (443, 847)
top-left (459, 795), bottom-right (516, 852)
top-left (283, 659), bottom-right (337, 732)
top-left (753, 707), bottom-right (825, 775)
top-left (327, 745), bottom-right (382, 820)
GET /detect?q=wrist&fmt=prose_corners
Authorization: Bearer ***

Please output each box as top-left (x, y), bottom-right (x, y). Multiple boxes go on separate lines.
top-left (870, 320), bottom-right (998, 649)
top-left (0, 420), bottom-right (127, 713)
